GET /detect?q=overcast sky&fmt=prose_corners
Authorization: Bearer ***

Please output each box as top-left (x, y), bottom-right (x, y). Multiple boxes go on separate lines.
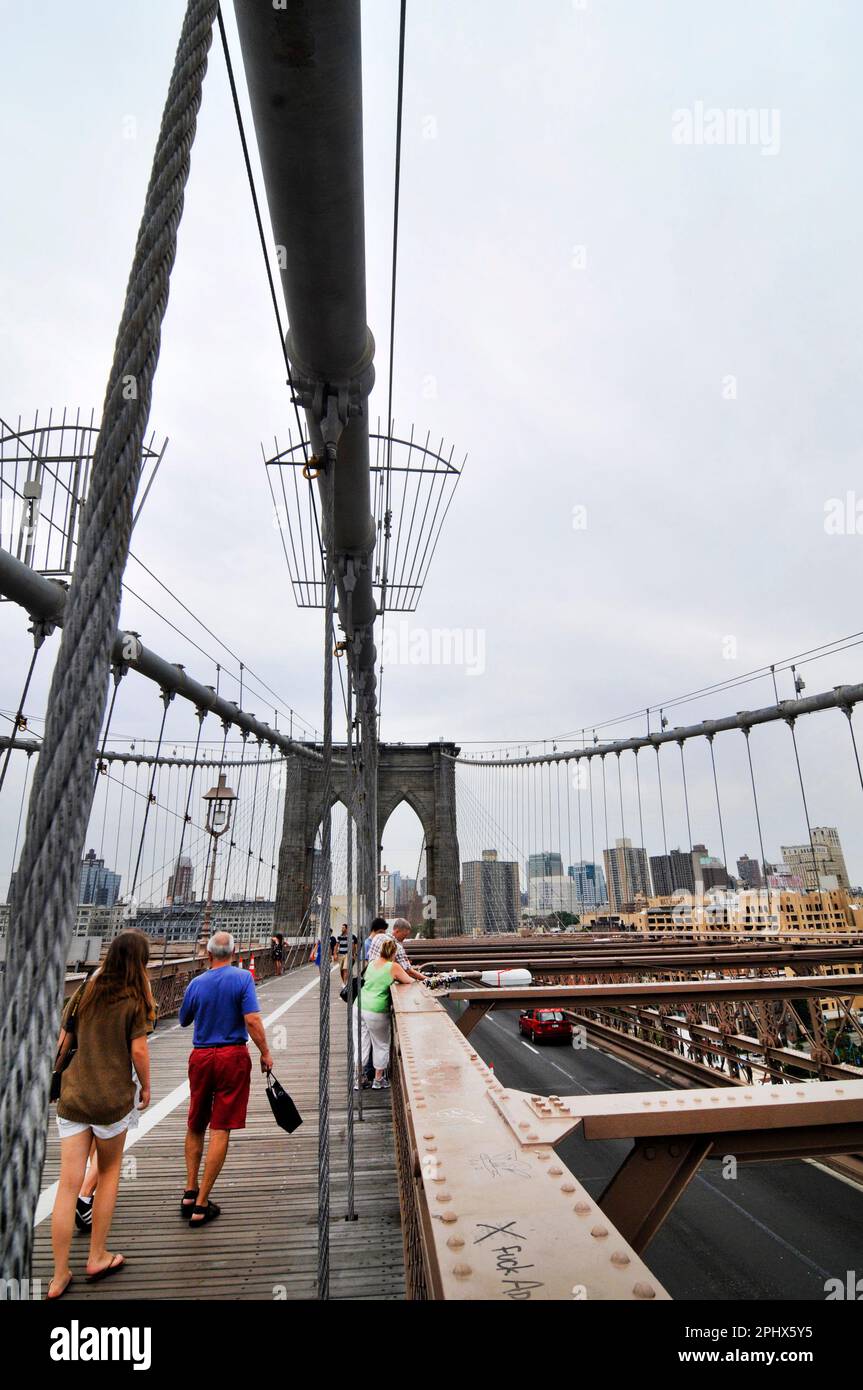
top-left (2, 0), bottom-right (862, 898)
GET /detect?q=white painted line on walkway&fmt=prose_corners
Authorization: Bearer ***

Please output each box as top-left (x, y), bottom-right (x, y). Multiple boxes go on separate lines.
top-left (34, 967), bottom-right (331, 1228)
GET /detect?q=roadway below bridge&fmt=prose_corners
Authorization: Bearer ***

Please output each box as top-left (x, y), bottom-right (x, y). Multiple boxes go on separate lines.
top-left (452, 1002), bottom-right (863, 1300)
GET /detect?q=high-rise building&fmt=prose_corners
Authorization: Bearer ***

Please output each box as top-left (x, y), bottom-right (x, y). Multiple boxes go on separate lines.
top-left (166, 854), bottom-right (194, 905)
top-left (736, 854), bottom-right (763, 890)
top-left (669, 848), bottom-right (695, 895)
top-left (603, 838), bottom-right (651, 911)
top-left (79, 848), bottom-right (121, 908)
top-left (528, 852), bottom-right (564, 879)
top-left (649, 855), bottom-right (674, 898)
top-left (528, 874), bottom-right (579, 914)
top-left (462, 849), bottom-right (520, 933)
top-left (691, 844), bottom-right (730, 891)
top-left (781, 828), bottom-right (850, 891)
top-left (813, 827), bottom-right (850, 889)
top-left (567, 861), bottom-right (607, 908)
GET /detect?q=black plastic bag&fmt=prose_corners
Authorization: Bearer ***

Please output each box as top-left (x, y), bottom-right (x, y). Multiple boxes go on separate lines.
top-left (339, 976), bottom-right (359, 1003)
top-left (265, 1070), bottom-right (303, 1133)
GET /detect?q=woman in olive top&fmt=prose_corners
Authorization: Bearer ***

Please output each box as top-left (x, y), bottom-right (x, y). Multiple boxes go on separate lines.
top-left (352, 936), bottom-right (413, 1090)
top-left (48, 929), bottom-right (155, 1299)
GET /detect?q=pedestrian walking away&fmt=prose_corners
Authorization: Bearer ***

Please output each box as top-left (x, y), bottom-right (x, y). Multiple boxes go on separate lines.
top-left (179, 931), bottom-right (274, 1227)
top-left (48, 928), bottom-right (155, 1299)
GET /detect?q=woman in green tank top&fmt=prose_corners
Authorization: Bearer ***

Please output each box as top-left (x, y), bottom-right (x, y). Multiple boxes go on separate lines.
top-left (353, 936), bottom-right (414, 1090)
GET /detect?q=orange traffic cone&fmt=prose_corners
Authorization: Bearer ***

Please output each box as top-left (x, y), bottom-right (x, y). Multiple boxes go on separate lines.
top-left (249, 954), bottom-right (256, 980)
top-left (489, 1061), bottom-right (494, 1073)
top-left (237, 955), bottom-right (244, 971)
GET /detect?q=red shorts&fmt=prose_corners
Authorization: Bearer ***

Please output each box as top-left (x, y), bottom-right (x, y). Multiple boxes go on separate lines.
top-left (187, 1045), bottom-right (252, 1132)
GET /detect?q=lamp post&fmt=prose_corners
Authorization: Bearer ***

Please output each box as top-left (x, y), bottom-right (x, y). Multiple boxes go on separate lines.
top-left (199, 773), bottom-right (237, 956)
top-left (379, 864), bottom-right (390, 918)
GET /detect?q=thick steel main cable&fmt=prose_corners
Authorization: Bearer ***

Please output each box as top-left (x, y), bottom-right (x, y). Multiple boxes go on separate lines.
top-left (0, 0), bottom-right (218, 1281)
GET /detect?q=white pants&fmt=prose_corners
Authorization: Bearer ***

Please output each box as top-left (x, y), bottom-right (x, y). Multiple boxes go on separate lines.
top-left (353, 1004), bottom-right (391, 1072)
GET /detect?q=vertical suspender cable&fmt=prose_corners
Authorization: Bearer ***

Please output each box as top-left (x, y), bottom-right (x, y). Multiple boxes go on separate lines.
top-left (743, 730), bottom-right (769, 891)
top-left (679, 740), bottom-right (694, 857)
top-left (345, 585), bottom-right (357, 1218)
top-left (841, 706), bottom-right (863, 795)
top-left (600, 755), bottom-right (610, 909)
top-left (655, 745), bottom-right (669, 859)
top-left (0, 641), bottom-right (43, 796)
top-left (317, 446), bottom-right (337, 1299)
top-left (159, 712), bottom-right (205, 977)
top-left (707, 735), bottom-right (728, 875)
top-left (616, 753), bottom-right (630, 906)
top-left (634, 752), bottom-right (646, 877)
top-left (787, 717), bottom-right (825, 914)
top-left (130, 693), bottom-right (172, 900)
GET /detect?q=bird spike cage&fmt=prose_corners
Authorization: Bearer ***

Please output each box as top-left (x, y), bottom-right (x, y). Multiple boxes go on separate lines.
top-left (0, 409), bottom-right (167, 587)
top-left (263, 422), bottom-right (465, 612)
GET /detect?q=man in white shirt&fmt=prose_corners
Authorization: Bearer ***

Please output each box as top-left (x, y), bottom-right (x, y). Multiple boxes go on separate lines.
top-left (365, 918), bottom-right (425, 981)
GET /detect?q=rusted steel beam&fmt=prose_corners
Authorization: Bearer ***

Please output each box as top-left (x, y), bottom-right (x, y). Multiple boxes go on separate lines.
top-left (414, 947), bottom-right (863, 975)
top-left (455, 1000), bottom-right (493, 1038)
top-left (390, 984), bottom-right (669, 1300)
top-left (486, 1080), bottom-right (863, 1251)
top-left (598, 1137), bottom-right (713, 1254)
top-left (448, 975), bottom-right (863, 1010)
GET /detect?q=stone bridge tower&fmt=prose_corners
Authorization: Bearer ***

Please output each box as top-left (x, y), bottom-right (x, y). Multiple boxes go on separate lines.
top-left (275, 741), bottom-right (463, 936)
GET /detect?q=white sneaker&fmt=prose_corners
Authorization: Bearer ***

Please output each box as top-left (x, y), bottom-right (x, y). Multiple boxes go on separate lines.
top-left (372, 1079), bottom-right (383, 1090)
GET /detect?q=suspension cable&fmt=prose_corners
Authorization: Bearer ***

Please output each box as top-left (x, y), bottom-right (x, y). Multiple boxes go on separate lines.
top-left (376, 0), bottom-right (408, 733)
top-left (0, 639), bottom-right (43, 797)
top-left (708, 735), bottom-right (728, 874)
top-left (743, 729), bottom-right (769, 887)
top-left (130, 693), bottom-right (172, 901)
top-left (317, 443), bottom-right (337, 1300)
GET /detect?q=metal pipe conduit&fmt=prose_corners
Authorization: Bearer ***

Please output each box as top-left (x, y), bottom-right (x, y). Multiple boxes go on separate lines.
top-left (231, 1), bottom-right (378, 677)
top-left (447, 683), bottom-right (863, 766)
top-left (0, 544), bottom-right (321, 761)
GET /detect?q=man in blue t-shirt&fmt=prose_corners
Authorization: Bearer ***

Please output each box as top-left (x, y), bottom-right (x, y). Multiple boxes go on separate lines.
top-left (178, 931), bottom-right (273, 1227)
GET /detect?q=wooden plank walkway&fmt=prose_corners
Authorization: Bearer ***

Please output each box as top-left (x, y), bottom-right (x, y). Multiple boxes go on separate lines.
top-left (32, 965), bottom-right (405, 1300)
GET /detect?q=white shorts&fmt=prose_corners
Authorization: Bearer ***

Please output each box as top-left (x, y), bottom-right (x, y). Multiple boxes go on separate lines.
top-left (56, 1109), bottom-right (137, 1141)
top-left (56, 1076), bottom-right (142, 1142)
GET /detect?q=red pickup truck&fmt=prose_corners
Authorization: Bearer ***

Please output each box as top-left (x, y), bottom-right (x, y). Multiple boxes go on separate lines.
top-left (518, 1008), bottom-right (573, 1044)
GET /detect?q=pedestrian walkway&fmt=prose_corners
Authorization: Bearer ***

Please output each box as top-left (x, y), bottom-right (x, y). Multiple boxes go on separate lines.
top-left (32, 965), bottom-right (405, 1300)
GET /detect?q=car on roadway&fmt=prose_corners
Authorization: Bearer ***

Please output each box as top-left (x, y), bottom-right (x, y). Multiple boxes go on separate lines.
top-left (518, 1008), bottom-right (574, 1044)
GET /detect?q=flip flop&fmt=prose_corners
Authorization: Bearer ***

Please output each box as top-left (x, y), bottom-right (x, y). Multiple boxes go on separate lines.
top-left (85, 1253), bottom-right (125, 1283)
top-left (180, 1188), bottom-right (199, 1219)
top-left (188, 1200), bottom-right (221, 1228)
top-left (47, 1274), bottom-right (74, 1300)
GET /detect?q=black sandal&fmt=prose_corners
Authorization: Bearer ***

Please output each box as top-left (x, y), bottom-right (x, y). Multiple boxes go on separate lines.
top-left (188, 1200), bottom-right (221, 1228)
top-left (180, 1188), bottom-right (199, 1219)
top-left (85, 1253), bottom-right (125, 1283)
